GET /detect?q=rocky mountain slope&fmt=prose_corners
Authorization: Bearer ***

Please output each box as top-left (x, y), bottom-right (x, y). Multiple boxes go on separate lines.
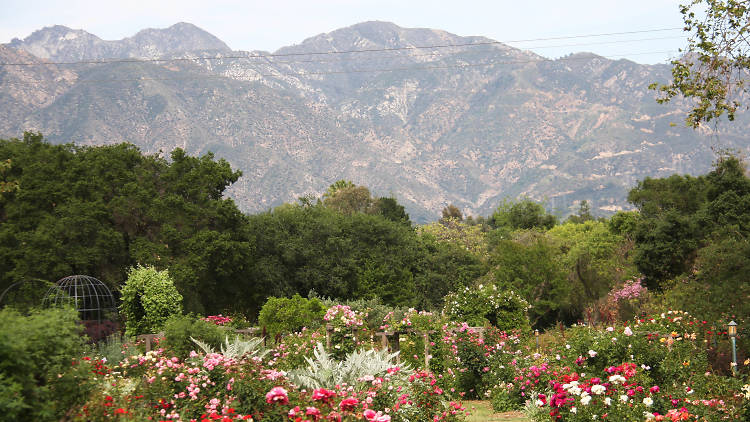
top-left (2, 21), bottom-right (748, 222)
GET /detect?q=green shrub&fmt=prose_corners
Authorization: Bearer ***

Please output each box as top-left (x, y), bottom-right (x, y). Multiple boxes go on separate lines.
top-left (0, 307), bottom-right (93, 421)
top-left (443, 283), bottom-right (531, 332)
top-left (257, 294), bottom-right (326, 337)
top-left (120, 265), bottom-right (183, 336)
top-left (161, 314), bottom-right (226, 358)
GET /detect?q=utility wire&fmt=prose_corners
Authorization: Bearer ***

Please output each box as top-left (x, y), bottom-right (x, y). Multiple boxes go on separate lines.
top-left (0, 27), bottom-right (684, 67)
top-left (1, 49), bottom-right (680, 86)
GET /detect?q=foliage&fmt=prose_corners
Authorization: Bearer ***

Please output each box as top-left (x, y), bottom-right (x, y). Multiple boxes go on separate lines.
top-left (488, 233), bottom-right (570, 328)
top-left (628, 153), bottom-right (750, 316)
top-left (490, 199), bottom-right (557, 232)
top-left (120, 265), bottom-right (183, 337)
top-left (418, 218), bottom-right (488, 258)
top-left (548, 221), bottom-right (637, 320)
top-left (413, 235), bottom-right (487, 309)
top-left (288, 342), bottom-right (405, 390)
top-left (565, 200), bottom-right (595, 224)
top-left (160, 313), bottom-right (226, 359)
top-left (0, 158), bottom-right (18, 197)
top-left (0, 306), bottom-right (93, 421)
top-left (441, 204), bottom-right (463, 221)
top-left (650, 0), bottom-right (750, 127)
top-left (257, 294), bottom-right (326, 337)
top-left (191, 335), bottom-right (269, 360)
top-left (443, 283), bottom-right (530, 332)
top-left (0, 133), bottom-right (253, 316)
top-left (324, 304), bottom-right (369, 358)
top-left (93, 333), bottom-right (129, 366)
top-left (246, 203), bottom-right (425, 308)
top-left (77, 344), bottom-right (463, 422)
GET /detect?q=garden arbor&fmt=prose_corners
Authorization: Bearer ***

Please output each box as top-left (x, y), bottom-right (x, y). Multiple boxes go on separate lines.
top-left (43, 275), bottom-right (118, 340)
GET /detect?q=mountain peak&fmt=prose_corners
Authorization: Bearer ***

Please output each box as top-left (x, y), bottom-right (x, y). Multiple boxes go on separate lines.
top-left (129, 22), bottom-right (230, 53)
top-left (6, 22), bottom-right (230, 62)
top-left (278, 20), bottom-right (496, 55)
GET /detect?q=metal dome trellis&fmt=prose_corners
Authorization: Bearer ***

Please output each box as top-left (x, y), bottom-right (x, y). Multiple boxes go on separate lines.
top-left (43, 275), bottom-right (118, 341)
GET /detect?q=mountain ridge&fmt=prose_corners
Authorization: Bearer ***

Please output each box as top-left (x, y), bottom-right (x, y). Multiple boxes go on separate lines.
top-left (1, 21), bottom-right (747, 222)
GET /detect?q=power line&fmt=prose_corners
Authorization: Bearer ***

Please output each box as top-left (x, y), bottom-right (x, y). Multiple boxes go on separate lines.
top-left (1, 49), bottom-right (680, 86)
top-left (0, 27), bottom-right (684, 67)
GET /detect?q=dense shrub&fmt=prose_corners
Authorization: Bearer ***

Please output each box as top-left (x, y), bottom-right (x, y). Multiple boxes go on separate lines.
top-left (119, 265), bottom-right (183, 336)
top-left (0, 307), bottom-right (93, 421)
top-left (160, 314), bottom-right (227, 359)
top-left (443, 283), bottom-right (530, 332)
top-left (257, 294), bottom-right (326, 337)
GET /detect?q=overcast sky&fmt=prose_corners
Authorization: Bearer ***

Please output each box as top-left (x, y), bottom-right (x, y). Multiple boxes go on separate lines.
top-left (1, 0), bottom-right (689, 64)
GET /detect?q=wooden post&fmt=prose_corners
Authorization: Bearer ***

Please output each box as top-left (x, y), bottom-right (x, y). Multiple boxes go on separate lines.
top-left (376, 332), bottom-right (389, 350)
top-left (144, 334), bottom-right (152, 353)
top-left (326, 324), bottom-right (332, 350)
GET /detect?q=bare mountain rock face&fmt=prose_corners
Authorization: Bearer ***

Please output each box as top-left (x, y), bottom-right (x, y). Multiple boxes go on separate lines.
top-left (2, 21), bottom-right (748, 222)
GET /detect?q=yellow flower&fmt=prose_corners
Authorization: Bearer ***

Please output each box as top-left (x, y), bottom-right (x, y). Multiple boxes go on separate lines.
top-left (659, 338), bottom-right (666, 343)
top-left (682, 361), bottom-right (690, 367)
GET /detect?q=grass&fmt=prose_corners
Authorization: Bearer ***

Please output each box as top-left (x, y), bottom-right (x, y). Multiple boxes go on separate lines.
top-left (464, 400), bottom-right (530, 422)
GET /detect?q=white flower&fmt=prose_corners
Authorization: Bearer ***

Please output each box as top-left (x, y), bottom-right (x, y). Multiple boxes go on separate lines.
top-left (644, 412), bottom-right (655, 420)
top-left (619, 395), bottom-right (629, 403)
top-left (608, 374), bottom-right (626, 384)
top-left (643, 397), bottom-right (653, 406)
top-left (591, 384), bottom-right (606, 395)
top-left (604, 397), bottom-right (611, 406)
top-left (555, 354), bottom-right (561, 360)
top-left (580, 394), bottom-right (592, 406)
top-left (606, 326), bottom-right (614, 332)
top-left (624, 326), bottom-right (633, 336)
top-left (565, 344), bottom-right (571, 349)
top-left (588, 350), bottom-right (597, 358)
top-left (570, 406), bottom-right (577, 414)
top-left (535, 399), bottom-right (545, 407)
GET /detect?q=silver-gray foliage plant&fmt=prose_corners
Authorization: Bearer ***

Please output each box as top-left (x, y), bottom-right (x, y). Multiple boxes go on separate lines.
top-left (288, 342), bottom-right (408, 390)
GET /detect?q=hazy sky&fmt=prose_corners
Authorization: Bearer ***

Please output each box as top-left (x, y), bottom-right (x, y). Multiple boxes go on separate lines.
top-left (1, 0), bottom-right (689, 64)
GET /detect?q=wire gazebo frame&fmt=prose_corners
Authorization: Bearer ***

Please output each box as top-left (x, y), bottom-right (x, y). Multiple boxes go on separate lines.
top-left (43, 275), bottom-right (118, 341)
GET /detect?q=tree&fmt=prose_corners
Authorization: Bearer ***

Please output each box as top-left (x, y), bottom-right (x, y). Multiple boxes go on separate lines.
top-left (441, 204), bottom-right (463, 221)
top-left (0, 159), bottom-right (18, 197)
top-left (651, 0), bottom-right (750, 127)
top-left (627, 153), bottom-right (750, 289)
top-left (323, 184), bottom-right (374, 215)
top-left (490, 199), bottom-right (557, 231)
top-left (120, 265), bottom-right (183, 337)
top-left (566, 200), bottom-right (594, 224)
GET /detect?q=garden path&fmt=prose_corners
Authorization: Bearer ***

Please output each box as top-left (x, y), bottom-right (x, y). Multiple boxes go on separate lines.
top-left (464, 401), bottom-right (530, 422)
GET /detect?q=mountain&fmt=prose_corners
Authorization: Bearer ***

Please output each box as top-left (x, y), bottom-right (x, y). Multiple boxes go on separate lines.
top-left (2, 21), bottom-right (748, 222)
top-left (7, 22), bottom-right (230, 61)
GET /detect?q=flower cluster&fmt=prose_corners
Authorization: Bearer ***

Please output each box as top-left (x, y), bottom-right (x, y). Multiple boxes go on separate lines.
top-left (324, 305), bottom-right (365, 328)
top-left (202, 315), bottom-right (233, 326)
top-left (609, 278), bottom-right (647, 303)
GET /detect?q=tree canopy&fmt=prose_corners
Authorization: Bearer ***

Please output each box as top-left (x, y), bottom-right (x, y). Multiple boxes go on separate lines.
top-left (651, 0), bottom-right (750, 127)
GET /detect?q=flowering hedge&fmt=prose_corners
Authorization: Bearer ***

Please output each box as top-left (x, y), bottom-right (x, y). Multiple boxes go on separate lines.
top-left (73, 346), bottom-right (466, 422)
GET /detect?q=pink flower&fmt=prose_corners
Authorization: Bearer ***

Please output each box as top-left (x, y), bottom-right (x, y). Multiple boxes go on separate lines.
top-left (340, 397), bottom-right (359, 411)
top-left (363, 409), bottom-right (390, 422)
top-left (288, 406), bottom-right (300, 417)
top-left (650, 385), bottom-right (660, 393)
top-left (265, 386), bottom-right (289, 405)
top-left (312, 388), bottom-right (336, 402)
top-left (306, 406), bottom-right (321, 418)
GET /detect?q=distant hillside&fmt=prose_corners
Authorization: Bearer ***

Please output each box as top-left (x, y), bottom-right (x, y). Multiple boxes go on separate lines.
top-left (2, 21), bottom-right (748, 222)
